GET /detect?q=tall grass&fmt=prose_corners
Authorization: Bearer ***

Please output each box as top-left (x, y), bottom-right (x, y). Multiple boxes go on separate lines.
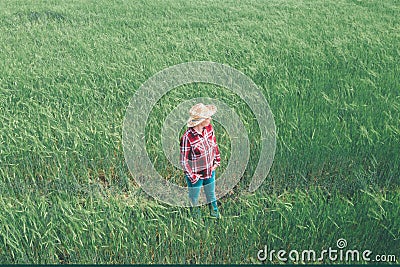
top-left (0, 0), bottom-right (399, 263)
top-left (0, 186), bottom-right (398, 263)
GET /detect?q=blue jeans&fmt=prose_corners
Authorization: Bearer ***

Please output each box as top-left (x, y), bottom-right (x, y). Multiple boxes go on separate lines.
top-left (185, 170), bottom-right (218, 211)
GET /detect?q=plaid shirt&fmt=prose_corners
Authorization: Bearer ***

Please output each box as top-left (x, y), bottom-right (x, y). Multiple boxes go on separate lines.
top-left (180, 124), bottom-right (221, 184)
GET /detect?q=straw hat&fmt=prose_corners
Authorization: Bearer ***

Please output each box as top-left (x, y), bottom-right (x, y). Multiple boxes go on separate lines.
top-left (186, 103), bottom-right (217, 127)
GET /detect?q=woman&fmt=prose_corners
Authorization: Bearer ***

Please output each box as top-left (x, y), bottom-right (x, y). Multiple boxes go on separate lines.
top-left (180, 103), bottom-right (221, 218)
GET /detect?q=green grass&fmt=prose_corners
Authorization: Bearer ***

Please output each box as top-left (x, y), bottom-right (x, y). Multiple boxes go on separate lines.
top-left (0, 187), bottom-right (398, 264)
top-left (0, 0), bottom-right (399, 264)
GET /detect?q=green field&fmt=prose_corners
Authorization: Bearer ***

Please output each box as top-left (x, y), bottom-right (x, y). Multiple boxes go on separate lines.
top-left (0, 0), bottom-right (399, 264)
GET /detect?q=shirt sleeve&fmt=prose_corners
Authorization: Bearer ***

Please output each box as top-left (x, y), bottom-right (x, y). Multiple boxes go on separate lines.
top-left (212, 130), bottom-right (221, 167)
top-left (180, 134), bottom-right (199, 183)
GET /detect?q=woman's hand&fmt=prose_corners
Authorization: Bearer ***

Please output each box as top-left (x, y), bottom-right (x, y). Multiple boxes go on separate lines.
top-left (211, 164), bottom-right (217, 172)
top-left (191, 173), bottom-right (202, 184)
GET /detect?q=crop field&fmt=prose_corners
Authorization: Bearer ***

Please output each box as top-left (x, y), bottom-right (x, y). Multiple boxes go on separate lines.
top-left (0, 0), bottom-right (399, 264)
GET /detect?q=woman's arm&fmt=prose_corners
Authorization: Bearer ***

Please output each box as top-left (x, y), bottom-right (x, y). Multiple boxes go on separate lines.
top-left (180, 134), bottom-right (200, 183)
top-left (208, 124), bottom-right (221, 170)
top-left (213, 132), bottom-right (221, 168)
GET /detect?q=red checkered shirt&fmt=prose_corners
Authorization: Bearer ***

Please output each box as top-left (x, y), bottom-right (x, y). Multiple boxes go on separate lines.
top-left (180, 124), bottom-right (221, 184)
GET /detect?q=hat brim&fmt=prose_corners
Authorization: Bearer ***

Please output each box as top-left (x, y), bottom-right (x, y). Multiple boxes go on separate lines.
top-left (187, 118), bottom-right (206, 127)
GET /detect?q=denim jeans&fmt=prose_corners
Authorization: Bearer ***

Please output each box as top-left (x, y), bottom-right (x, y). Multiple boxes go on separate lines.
top-left (185, 170), bottom-right (218, 211)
